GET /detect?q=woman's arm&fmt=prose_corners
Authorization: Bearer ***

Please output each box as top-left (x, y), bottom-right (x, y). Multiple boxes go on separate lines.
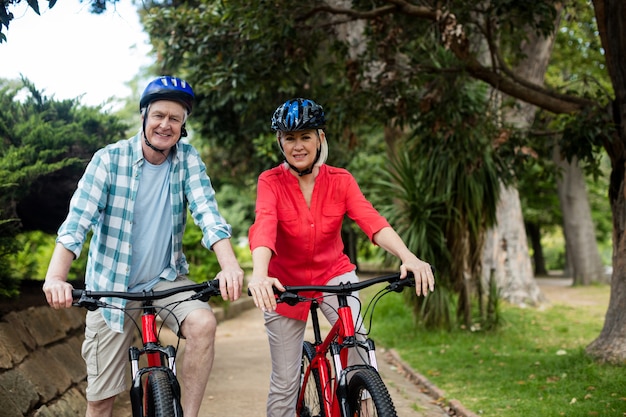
top-left (247, 246), bottom-right (285, 312)
top-left (373, 227), bottom-right (435, 296)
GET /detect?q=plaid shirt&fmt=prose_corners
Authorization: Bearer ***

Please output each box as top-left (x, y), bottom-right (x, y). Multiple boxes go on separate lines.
top-left (57, 134), bottom-right (232, 332)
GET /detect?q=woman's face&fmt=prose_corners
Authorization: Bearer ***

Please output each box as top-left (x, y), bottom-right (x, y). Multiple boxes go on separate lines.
top-left (143, 100), bottom-right (187, 150)
top-left (279, 129), bottom-right (321, 170)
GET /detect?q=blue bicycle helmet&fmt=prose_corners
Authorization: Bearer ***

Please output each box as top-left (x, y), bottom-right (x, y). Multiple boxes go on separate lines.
top-left (271, 98), bottom-right (325, 132)
top-left (140, 76), bottom-right (195, 114)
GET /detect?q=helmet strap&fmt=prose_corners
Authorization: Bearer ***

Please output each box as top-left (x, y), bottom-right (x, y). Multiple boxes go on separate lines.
top-left (142, 115), bottom-right (167, 154)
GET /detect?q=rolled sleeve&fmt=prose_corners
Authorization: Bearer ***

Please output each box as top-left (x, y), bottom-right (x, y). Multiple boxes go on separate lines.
top-left (181, 143), bottom-right (233, 250)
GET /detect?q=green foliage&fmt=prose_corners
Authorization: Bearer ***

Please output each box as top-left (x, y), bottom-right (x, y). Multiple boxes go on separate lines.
top-left (0, 217), bottom-right (20, 297)
top-left (0, 77), bottom-right (128, 293)
top-left (375, 151), bottom-right (451, 267)
top-left (517, 0), bottom-right (613, 270)
top-left (370, 151), bottom-right (449, 329)
top-left (548, 0), bottom-right (613, 99)
top-left (213, 183), bottom-right (255, 241)
top-left (136, 0), bottom-right (615, 333)
top-left (558, 108), bottom-right (614, 178)
top-left (142, 0), bottom-right (336, 183)
top-left (370, 79), bottom-right (523, 328)
top-left (542, 0), bottom-right (613, 178)
top-left (182, 218), bottom-right (222, 282)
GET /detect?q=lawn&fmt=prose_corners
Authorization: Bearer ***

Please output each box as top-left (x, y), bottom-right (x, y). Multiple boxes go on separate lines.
top-left (364, 281), bottom-right (626, 416)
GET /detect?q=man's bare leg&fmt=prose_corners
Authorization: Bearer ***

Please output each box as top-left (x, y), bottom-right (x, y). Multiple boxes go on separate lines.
top-left (86, 397), bottom-right (115, 417)
top-left (179, 309), bottom-right (217, 417)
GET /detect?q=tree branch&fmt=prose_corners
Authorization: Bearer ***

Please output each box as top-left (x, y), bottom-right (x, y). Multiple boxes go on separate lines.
top-left (303, 0), bottom-right (598, 115)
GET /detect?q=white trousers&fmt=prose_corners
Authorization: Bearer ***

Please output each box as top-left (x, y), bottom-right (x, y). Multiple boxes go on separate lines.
top-left (264, 271), bottom-right (369, 417)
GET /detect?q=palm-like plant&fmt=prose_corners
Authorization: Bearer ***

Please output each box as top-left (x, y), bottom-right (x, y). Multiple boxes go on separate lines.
top-left (376, 151), bottom-right (454, 329)
top-left (377, 79), bottom-right (513, 329)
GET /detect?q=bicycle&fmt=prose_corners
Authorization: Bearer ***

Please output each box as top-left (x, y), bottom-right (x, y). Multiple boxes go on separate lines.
top-left (274, 271), bottom-right (419, 417)
top-left (71, 279), bottom-right (222, 417)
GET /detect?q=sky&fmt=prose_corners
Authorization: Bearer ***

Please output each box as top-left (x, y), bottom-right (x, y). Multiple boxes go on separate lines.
top-left (0, 0), bottom-right (153, 109)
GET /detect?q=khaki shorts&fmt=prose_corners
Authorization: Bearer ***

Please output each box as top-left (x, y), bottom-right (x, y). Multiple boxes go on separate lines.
top-left (81, 276), bottom-right (213, 401)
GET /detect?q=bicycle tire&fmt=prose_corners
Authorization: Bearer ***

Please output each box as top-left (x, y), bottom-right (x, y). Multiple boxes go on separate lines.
top-left (298, 341), bottom-right (327, 417)
top-left (347, 369), bottom-right (397, 417)
top-left (145, 369), bottom-right (179, 417)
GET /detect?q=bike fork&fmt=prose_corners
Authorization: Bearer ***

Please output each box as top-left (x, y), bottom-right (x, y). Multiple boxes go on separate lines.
top-left (331, 342), bottom-right (352, 417)
top-left (365, 338), bottom-right (378, 370)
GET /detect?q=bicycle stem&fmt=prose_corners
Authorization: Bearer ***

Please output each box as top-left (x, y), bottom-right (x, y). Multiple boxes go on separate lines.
top-left (310, 300), bottom-right (323, 344)
top-left (142, 305), bottom-right (161, 367)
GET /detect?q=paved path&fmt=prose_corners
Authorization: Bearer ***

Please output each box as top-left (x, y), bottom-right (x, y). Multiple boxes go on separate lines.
top-left (111, 275), bottom-right (600, 417)
top-left (199, 305), bottom-right (449, 417)
top-left (114, 298), bottom-right (451, 416)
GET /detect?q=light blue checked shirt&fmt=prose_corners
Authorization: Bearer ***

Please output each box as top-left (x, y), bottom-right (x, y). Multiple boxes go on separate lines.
top-left (57, 134), bottom-right (232, 332)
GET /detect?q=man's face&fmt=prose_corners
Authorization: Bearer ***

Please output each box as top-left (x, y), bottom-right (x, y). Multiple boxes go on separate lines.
top-left (143, 100), bottom-right (187, 150)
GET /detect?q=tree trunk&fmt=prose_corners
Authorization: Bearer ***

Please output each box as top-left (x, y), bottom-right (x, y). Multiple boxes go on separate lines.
top-left (586, 0), bottom-right (626, 362)
top-left (553, 148), bottom-right (607, 284)
top-left (482, 185), bottom-right (546, 305)
top-left (478, 11), bottom-right (558, 305)
top-left (526, 222), bottom-right (548, 276)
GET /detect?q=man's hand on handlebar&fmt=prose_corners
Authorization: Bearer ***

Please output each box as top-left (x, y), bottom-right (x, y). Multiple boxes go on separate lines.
top-left (42, 279), bottom-right (74, 310)
top-left (247, 275), bottom-right (285, 313)
top-left (216, 265), bottom-right (245, 302)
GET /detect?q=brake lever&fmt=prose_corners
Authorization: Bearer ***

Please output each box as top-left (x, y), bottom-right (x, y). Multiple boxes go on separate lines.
top-left (73, 295), bottom-right (104, 311)
top-left (278, 292), bottom-right (301, 306)
top-left (192, 280), bottom-right (222, 302)
top-left (388, 276), bottom-right (416, 293)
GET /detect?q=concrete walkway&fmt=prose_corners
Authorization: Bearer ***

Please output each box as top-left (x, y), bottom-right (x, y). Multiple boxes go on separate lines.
top-left (113, 297), bottom-right (459, 416)
top-left (199, 303), bottom-right (451, 417)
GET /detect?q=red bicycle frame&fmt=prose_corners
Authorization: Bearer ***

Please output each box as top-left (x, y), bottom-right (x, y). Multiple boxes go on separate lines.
top-left (286, 273), bottom-right (423, 417)
top-left (300, 292), bottom-right (377, 417)
top-left (72, 280), bottom-right (221, 417)
top-left (128, 302), bottom-right (181, 415)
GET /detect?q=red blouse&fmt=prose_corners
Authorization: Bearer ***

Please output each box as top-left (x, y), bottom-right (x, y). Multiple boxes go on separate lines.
top-left (248, 164), bottom-right (390, 320)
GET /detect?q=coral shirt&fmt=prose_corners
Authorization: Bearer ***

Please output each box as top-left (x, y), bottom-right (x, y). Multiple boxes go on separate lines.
top-left (249, 163), bottom-right (390, 321)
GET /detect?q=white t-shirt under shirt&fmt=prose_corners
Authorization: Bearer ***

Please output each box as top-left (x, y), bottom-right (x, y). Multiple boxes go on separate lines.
top-left (128, 155), bottom-right (173, 292)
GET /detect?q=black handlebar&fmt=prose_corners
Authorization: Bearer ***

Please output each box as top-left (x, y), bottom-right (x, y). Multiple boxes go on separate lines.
top-left (276, 272), bottom-right (416, 306)
top-left (72, 279), bottom-right (222, 311)
top-left (246, 271), bottom-right (425, 307)
top-left (281, 272), bottom-right (415, 295)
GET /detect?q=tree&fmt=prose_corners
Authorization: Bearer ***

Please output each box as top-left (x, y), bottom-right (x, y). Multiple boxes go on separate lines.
top-left (584, 0), bottom-right (626, 362)
top-left (477, 4), bottom-right (559, 308)
top-left (138, 0), bottom-right (626, 361)
top-left (0, 77), bottom-right (128, 294)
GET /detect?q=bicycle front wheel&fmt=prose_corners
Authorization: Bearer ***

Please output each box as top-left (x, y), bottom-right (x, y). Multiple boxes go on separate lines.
top-left (298, 341), bottom-right (326, 417)
top-left (347, 369), bottom-right (397, 417)
top-left (144, 369), bottom-right (181, 417)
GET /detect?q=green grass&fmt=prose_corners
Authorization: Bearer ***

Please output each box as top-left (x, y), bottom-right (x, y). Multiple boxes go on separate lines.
top-left (364, 287), bottom-right (626, 416)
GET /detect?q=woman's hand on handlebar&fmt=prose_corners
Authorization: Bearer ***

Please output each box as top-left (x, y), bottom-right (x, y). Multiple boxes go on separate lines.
top-left (400, 257), bottom-right (435, 297)
top-left (42, 279), bottom-right (74, 309)
top-left (247, 275), bottom-right (285, 313)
